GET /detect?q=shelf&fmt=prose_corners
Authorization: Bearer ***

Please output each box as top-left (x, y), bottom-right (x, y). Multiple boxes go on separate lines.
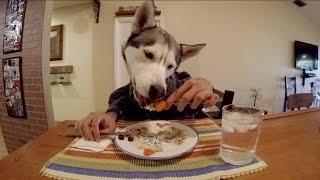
top-left (50, 65), bottom-right (73, 74)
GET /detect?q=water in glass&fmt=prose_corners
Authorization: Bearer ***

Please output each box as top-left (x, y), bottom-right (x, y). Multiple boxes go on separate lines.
top-left (219, 105), bottom-right (263, 165)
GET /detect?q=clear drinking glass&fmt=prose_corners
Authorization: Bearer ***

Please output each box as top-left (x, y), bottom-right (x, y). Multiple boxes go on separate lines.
top-left (219, 105), bottom-right (264, 165)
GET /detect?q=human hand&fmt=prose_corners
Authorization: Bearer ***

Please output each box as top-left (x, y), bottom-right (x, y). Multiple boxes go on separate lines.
top-left (75, 112), bottom-right (117, 142)
top-left (166, 78), bottom-right (219, 112)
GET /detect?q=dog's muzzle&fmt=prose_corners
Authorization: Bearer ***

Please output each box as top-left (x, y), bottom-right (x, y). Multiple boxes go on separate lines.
top-left (133, 85), bottom-right (166, 107)
top-left (148, 85), bottom-right (165, 100)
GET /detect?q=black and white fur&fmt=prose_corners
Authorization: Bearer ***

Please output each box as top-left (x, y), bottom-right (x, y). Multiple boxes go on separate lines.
top-left (122, 0), bottom-right (206, 107)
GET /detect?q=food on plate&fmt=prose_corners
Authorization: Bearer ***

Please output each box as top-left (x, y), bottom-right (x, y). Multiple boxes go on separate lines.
top-left (118, 134), bottom-right (124, 140)
top-left (156, 123), bottom-right (169, 128)
top-left (143, 148), bottom-right (156, 156)
top-left (128, 136), bottom-right (134, 141)
top-left (144, 101), bottom-right (167, 112)
top-left (127, 126), bottom-right (148, 137)
top-left (124, 124), bottom-right (186, 156)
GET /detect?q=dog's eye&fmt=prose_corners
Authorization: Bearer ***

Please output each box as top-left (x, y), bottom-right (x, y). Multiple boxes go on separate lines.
top-left (167, 65), bottom-right (174, 70)
top-left (144, 51), bottom-right (153, 60)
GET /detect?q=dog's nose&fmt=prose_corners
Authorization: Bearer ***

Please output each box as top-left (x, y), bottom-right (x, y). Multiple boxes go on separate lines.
top-left (149, 85), bottom-right (165, 99)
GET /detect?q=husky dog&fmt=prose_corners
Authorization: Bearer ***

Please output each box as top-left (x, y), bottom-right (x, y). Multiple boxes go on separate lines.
top-left (107, 0), bottom-right (206, 120)
top-left (123, 0), bottom-right (205, 106)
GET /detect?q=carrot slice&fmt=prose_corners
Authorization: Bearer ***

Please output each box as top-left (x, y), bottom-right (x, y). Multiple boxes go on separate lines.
top-left (156, 123), bottom-right (169, 128)
top-left (156, 123), bottom-right (162, 128)
top-left (143, 148), bottom-right (155, 156)
top-left (140, 126), bottom-right (148, 131)
top-left (155, 101), bottom-right (167, 112)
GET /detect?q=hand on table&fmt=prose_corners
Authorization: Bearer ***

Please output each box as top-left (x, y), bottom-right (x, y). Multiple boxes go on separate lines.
top-left (75, 112), bottom-right (117, 142)
top-left (166, 78), bottom-right (219, 112)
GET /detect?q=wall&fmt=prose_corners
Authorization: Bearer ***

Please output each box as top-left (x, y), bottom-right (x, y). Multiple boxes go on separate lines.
top-left (91, 1), bottom-right (320, 114)
top-left (51, 4), bottom-right (95, 121)
top-left (163, 1), bottom-right (320, 113)
top-left (0, 1), bottom-right (48, 153)
top-left (47, 1), bottom-right (320, 122)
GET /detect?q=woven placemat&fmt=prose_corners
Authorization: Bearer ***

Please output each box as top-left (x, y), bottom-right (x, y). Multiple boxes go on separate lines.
top-left (41, 119), bottom-right (267, 179)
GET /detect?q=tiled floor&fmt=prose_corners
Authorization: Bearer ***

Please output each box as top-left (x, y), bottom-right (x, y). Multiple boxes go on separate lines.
top-left (0, 126), bottom-right (8, 160)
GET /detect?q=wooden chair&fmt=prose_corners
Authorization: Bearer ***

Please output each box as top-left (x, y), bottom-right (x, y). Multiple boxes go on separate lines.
top-left (287, 93), bottom-right (313, 111)
top-left (218, 90), bottom-right (235, 118)
top-left (311, 79), bottom-right (320, 107)
top-left (284, 76), bottom-right (297, 112)
top-left (204, 89), bottom-right (234, 119)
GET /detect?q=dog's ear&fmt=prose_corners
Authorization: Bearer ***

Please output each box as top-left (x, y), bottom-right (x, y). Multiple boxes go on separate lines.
top-left (181, 44), bottom-right (206, 62)
top-left (132, 0), bottom-right (156, 34)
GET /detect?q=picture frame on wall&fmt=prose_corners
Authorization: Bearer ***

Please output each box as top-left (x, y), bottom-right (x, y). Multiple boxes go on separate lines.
top-left (2, 57), bottom-right (27, 119)
top-left (3, 0), bottom-right (27, 54)
top-left (50, 24), bottom-right (63, 61)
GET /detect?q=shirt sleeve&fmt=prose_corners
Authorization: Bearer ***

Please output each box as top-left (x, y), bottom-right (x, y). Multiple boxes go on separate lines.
top-left (176, 71), bottom-right (191, 87)
top-left (106, 84), bottom-right (131, 120)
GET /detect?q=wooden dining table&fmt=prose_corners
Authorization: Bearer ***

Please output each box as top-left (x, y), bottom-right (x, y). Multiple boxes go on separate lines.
top-left (0, 109), bottom-right (319, 180)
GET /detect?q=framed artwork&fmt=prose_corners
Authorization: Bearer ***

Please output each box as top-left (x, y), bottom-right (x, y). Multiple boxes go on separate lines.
top-left (2, 57), bottom-right (27, 119)
top-left (3, 0), bottom-right (27, 54)
top-left (50, 24), bottom-right (63, 61)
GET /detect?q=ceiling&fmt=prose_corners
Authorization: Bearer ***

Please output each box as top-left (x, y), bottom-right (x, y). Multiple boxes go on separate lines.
top-left (53, 0), bottom-right (90, 9)
top-left (291, 0), bottom-right (320, 26)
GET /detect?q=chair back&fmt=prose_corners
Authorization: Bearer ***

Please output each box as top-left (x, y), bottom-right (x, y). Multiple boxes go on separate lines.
top-left (283, 76), bottom-right (297, 112)
top-left (312, 79), bottom-right (320, 107)
top-left (204, 89), bottom-right (234, 119)
top-left (218, 90), bottom-right (235, 118)
top-left (284, 76), bottom-right (297, 96)
top-left (287, 93), bottom-right (313, 110)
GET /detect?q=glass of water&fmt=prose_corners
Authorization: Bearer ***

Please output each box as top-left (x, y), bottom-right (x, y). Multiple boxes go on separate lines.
top-left (219, 105), bottom-right (264, 165)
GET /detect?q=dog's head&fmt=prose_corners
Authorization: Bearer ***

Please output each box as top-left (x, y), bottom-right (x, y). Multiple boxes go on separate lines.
top-left (122, 0), bottom-right (206, 106)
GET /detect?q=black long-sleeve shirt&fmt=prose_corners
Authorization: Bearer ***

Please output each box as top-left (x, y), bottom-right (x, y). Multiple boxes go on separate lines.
top-left (106, 71), bottom-right (207, 121)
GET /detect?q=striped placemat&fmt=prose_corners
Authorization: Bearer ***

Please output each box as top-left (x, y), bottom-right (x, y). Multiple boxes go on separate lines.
top-left (41, 119), bottom-right (267, 179)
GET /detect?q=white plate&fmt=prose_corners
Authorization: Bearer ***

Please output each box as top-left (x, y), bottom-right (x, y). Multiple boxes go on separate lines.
top-left (114, 121), bottom-right (199, 160)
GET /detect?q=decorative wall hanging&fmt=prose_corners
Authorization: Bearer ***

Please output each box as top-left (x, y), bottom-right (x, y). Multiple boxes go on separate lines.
top-left (50, 65), bottom-right (73, 85)
top-left (115, 6), bottom-right (161, 17)
top-left (3, 0), bottom-right (27, 54)
top-left (2, 57), bottom-right (27, 119)
top-left (92, 0), bottom-right (100, 23)
top-left (50, 24), bottom-right (63, 61)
